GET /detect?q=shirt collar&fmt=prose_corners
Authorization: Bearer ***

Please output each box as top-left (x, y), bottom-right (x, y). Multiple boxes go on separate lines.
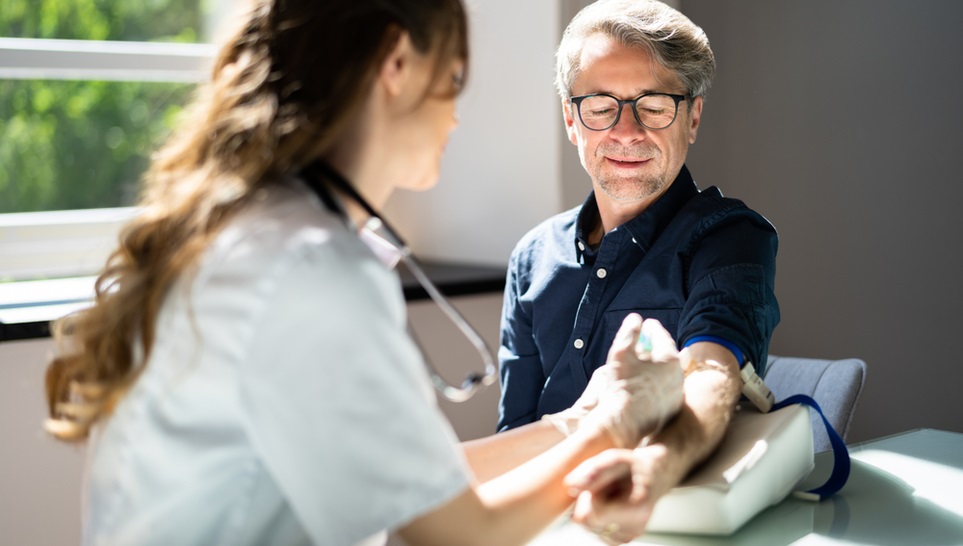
top-left (574, 164), bottom-right (700, 260)
top-left (574, 193), bottom-right (601, 262)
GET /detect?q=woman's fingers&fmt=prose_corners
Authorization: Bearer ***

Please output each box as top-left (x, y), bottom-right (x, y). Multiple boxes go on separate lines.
top-left (640, 317), bottom-right (679, 362)
top-left (608, 313), bottom-right (643, 361)
top-left (565, 449), bottom-right (634, 494)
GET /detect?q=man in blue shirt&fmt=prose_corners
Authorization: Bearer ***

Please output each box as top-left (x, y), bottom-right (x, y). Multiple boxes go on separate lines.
top-left (497, 0), bottom-right (779, 539)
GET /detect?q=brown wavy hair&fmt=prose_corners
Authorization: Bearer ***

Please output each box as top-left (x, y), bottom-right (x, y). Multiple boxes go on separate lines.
top-left (44, 0), bottom-right (469, 442)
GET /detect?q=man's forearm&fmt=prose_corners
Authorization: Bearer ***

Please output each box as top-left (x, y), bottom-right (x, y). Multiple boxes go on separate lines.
top-left (644, 341), bottom-right (743, 487)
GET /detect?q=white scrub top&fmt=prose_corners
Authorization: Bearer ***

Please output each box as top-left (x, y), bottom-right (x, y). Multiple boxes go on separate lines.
top-left (82, 178), bottom-right (471, 546)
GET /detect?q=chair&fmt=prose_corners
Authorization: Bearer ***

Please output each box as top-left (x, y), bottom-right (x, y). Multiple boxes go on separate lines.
top-left (763, 355), bottom-right (867, 452)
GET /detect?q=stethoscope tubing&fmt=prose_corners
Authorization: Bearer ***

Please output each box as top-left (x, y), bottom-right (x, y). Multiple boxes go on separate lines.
top-left (300, 161), bottom-right (498, 402)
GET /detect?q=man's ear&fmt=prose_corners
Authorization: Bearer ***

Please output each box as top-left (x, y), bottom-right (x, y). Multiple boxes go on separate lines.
top-left (563, 100), bottom-right (579, 146)
top-left (379, 29), bottom-right (413, 98)
top-left (687, 95), bottom-right (704, 145)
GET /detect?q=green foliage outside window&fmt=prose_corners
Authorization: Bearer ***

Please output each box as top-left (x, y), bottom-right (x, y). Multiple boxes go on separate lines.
top-left (0, 0), bottom-right (210, 213)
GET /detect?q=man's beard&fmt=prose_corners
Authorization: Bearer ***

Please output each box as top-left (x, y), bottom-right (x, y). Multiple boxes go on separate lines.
top-left (592, 144), bottom-right (666, 202)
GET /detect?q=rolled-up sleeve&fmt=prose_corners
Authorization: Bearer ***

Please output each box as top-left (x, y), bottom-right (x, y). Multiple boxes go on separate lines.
top-left (678, 212), bottom-right (780, 374)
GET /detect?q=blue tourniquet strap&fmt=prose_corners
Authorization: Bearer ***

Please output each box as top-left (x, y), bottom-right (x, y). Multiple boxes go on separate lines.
top-left (771, 394), bottom-right (851, 500)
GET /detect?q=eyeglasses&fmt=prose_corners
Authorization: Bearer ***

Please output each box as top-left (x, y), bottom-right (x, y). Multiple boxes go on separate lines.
top-left (570, 92), bottom-right (689, 131)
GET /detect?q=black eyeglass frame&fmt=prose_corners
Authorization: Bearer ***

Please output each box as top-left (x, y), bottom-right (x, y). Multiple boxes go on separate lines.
top-left (570, 92), bottom-right (690, 131)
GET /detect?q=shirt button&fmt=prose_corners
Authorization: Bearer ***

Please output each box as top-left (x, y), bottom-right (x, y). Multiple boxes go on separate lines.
top-left (578, 241), bottom-right (585, 251)
top-left (573, 338), bottom-right (585, 349)
top-left (596, 268), bottom-right (607, 279)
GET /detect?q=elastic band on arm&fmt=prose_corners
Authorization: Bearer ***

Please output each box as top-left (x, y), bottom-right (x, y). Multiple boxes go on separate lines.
top-left (683, 335), bottom-right (745, 367)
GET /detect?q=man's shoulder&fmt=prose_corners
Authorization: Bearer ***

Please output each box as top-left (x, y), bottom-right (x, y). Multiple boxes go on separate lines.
top-left (684, 186), bottom-right (776, 235)
top-left (689, 185), bottom-right (745, 214)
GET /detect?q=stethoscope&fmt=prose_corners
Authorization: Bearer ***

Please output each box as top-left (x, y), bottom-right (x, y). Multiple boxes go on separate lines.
top-left (300, 161), bottom-right (498, 402)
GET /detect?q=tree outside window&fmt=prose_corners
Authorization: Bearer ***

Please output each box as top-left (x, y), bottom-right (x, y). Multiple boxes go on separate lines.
top-left (0, 0), bottom-right (211, 213)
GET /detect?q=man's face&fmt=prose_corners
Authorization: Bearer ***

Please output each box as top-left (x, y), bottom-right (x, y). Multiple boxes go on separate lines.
top-left (564, 33), bottom-right (703, 206)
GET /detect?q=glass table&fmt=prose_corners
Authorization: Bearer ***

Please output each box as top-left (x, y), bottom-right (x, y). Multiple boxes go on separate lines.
top-left (530, 428), bottom-right (963, 545)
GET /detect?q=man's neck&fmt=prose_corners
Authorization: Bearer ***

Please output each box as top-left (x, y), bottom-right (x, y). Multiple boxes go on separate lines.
top-left (590, 191), bottom-right (661, 245)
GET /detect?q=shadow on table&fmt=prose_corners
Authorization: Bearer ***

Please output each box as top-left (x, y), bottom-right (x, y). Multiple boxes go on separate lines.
top-left (809, 457), bottom-right (963, 545)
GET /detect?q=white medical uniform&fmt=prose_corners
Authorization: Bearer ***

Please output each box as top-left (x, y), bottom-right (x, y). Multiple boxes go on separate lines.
top-left (82, 178), bottom-right (471, 546)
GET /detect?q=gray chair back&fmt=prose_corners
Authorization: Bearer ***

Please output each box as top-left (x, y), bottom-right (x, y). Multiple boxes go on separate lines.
top-left (763, 355), bottom-right (867, 452)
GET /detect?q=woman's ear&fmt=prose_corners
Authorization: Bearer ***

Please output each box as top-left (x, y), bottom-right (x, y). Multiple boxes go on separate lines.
top-left (379, 29), bottom-right (414, 98)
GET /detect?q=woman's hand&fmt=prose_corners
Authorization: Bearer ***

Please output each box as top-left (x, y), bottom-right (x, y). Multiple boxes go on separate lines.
top-left (573, 313), bottom-right (685, 448)
top-left (563, 443), bottom-right (674, 544)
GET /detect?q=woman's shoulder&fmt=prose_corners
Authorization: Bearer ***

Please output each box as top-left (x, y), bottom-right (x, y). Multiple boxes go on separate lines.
top-left (204, 181), bottom-right (367, 272)
top-left (189, 179), bottom-right (401, 318)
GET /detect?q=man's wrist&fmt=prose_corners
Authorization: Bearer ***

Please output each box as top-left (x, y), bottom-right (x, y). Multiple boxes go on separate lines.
top-left (635, 426), bottom-right (696, 485)
top-left (632, 442), bottom-right (685, 498)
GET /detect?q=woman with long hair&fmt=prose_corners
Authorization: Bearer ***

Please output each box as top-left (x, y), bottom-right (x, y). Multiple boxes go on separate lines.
top-left (44, 1), bottom-right (684, 544)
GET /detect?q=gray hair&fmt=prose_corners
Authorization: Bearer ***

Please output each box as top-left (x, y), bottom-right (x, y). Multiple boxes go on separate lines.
top-left (555, 0), bottom-right (715, 100)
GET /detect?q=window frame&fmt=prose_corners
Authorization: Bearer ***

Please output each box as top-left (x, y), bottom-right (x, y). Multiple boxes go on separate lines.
top-left (0, 36), bottom-right (214, 283)
top-left (0, 37), bottom-right (215, 82)
top-left (0, 5), bottom-right (227, 332)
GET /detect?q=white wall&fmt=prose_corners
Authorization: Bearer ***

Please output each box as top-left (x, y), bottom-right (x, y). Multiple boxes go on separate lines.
top-left (384, 0), bottom-right (565, 266)
top-left (0, 338), bottom-right (85, 545)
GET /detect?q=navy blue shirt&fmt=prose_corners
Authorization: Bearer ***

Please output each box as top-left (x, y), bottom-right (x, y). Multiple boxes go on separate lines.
top-left (497, 165), bottom-right (780, 431)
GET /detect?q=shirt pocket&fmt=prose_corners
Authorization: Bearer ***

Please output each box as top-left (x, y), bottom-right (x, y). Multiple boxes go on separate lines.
top-left (601, 307), bottom-right (683, 349)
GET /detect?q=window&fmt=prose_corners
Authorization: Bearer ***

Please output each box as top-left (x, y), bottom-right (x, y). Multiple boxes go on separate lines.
top-left (0, 0), bottom-right (221, 283)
